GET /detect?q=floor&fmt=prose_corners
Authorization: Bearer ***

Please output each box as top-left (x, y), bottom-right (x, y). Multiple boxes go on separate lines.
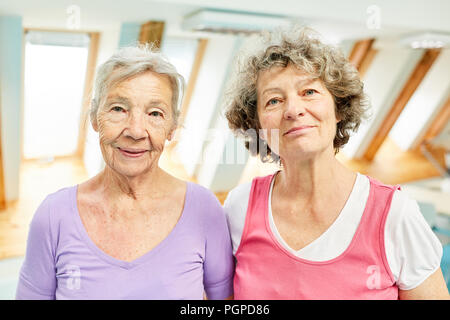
top-left (0, 157), bottom-right (89, 260)
top-left (0, 156), bottom-right (89, 299)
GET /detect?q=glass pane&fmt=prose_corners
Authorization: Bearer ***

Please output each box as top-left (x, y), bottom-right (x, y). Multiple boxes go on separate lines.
top-left (161, 37), bottom-right (199, 83)
top-left (23, 32), bottom-right (89, 159)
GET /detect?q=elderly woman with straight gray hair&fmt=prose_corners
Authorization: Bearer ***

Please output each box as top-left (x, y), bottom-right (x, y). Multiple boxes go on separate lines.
top-left (16, 45), bottom-right (234, 300)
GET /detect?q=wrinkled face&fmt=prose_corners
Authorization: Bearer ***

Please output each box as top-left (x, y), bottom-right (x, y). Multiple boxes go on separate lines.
top-left (92, 71), bottom-right (175, 178)
top-left (256, 64), bottom-right (339, 160)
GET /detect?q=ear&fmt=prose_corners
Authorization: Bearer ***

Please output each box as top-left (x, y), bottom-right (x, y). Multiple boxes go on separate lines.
top-left (259, 128), bottom-right (267, 141)
top-left (167, 127), bottom-right (176, 141)
top-left (91, 115), bottom-right (99, 132)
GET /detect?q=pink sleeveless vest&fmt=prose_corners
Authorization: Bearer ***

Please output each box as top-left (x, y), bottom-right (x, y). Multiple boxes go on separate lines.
top-left (234, 173), bottom-right (399, 300)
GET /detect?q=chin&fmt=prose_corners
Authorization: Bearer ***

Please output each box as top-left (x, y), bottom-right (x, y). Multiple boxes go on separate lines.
top-left (107, 162), bottom-right (153, 179)
top-left (280, 143), bottom-right (327, 160)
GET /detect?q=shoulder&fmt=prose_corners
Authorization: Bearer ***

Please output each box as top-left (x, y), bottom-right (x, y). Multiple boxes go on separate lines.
top-left (387, 188), bottom-right (425, 227)
top-left (33, 186), bottom-right (76, 221)
top-left (28, 186), bottom-right (77, 243)
top-left (368, 177), bottom-right (430, 235)
top-left (187, 182), bottom-right (226, 220)
top-left (45, 185), bottom-right (77, 207)
top-left (223, 181), bottom-right (252, 214)
top-left (187, 182), bottom-right (222, 206)
top-left (366, 175), bottom-right (400, 192)
top-left (223, 181), bottom-right (253, 239)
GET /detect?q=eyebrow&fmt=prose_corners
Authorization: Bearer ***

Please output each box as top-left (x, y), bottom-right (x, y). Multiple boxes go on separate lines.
top-left (106, 95), bottom-right (169, 109)
top-left (295, 77), bottom-right (318, 88)
top-left (260, 77), bottom-right (318, 96)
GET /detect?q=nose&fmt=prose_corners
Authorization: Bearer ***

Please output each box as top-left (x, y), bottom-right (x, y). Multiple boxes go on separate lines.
top-left (124, 110), bottom-right (147, 140)
top-left (283, 96), bottom-right (305, 120)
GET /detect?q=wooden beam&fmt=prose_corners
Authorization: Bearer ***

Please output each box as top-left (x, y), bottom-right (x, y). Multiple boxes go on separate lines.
top-left (76, 32), bottom-right (100, 159)
top-left (349, 39), bottom-right (375, 71)
top-left (362, 49), bottom-right (441, 161)
top-left (416, 95), bottom-right (450, 147)
top-left (357, 47), bottom-right (378, 78)
top-left (139, 21), bottom-right (165, 48)
top-left (337, 137), bottom-right (445, 185)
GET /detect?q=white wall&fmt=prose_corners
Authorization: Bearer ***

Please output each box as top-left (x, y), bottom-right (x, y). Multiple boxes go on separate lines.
top-left (342, 43), bottom-right (424, 158)
top-left (175, 34), bottom-right (238, 177)
top-left (390, 49), bottom-right (450, 151)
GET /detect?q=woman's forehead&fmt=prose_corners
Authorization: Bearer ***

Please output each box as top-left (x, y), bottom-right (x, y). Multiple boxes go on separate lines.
top-left (113, 71), bottom-right (172, 91)
top-left (257, 65), bottom-right (318, 92)
top-left (103, 72), bottom-right (173, 103)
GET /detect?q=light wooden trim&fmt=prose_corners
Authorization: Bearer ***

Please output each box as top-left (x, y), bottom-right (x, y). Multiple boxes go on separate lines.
top-left (179, 39), bottom-right (208, 124)
top-left (139, 21), bottom-right (165, 48)
top-left (77, 32), bottom-right (101, 159)
top-left (357, 47), bottom-right (378, 78)
top-left (349, 39), bottom-right (375, 71)
top-left (363, 49), bottom-right (441, 161)
top-left (416, 95), bottom-right (450, 147)
top-left (0, 87), bottom-right (6, 210)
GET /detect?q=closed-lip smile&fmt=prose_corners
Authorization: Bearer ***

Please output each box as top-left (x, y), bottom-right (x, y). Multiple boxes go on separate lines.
top-left (284, 125), bottom-right (315, 135)
top-left (118, 147), bottom-right (148, 153)
top-left (117, 147), bottom-right (149, 157)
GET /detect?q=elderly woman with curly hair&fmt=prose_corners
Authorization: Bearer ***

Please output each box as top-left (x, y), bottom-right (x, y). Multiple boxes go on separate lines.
top-left (16, 45), bottom-right (234, 300)
top-left (223, 28), bottom-right (449, 300)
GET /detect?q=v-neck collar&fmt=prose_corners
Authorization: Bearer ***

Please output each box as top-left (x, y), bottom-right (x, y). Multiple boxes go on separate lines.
top-left (71, 182), bottom-right (191, 270)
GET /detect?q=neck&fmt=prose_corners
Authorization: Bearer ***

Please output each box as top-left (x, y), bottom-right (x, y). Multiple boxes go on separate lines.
top-left (97, 164), bottom-right (168, 202)
top-left (277, 147), bottom-right (355, 202)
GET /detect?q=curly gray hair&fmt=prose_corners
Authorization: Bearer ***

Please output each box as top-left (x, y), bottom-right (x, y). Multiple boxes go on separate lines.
top-left (224, 27), bottom-right (370, 162)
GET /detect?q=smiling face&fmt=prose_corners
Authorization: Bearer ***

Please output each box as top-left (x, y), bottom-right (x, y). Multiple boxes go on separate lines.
top-left (256, 64), bottom-right (339, 161)
top-left (92, 70), bottom-right (175, 178)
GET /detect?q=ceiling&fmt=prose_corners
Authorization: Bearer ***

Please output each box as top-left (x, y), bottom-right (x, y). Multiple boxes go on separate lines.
top-left (1, 0), bottom-right (449, 42)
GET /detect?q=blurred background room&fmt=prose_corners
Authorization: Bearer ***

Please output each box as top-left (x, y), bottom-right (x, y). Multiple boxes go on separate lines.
top-left (0, 0), bottom-right (449, 299)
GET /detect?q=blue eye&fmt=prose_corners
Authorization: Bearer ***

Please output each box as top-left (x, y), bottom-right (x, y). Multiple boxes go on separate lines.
top-left (149, 111), bottom-right (162, 117)
top-left (267, 98), bottom-right (281, 106)
top-left (304, 89), bottom-right (316, 96)
top-left (111, 106), bottom-right (125, 112)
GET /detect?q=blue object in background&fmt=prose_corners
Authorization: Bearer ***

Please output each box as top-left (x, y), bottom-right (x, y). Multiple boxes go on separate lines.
top-left (418, 201), bottom-right (450, 292)
top-left (441, 244), bottom-right (450, 291)
top-left (0, 256), bottom-right (24, 300)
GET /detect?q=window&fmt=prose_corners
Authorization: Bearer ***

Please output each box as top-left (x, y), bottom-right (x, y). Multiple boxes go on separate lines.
top-left (23, 31), bottom-right (90, 159)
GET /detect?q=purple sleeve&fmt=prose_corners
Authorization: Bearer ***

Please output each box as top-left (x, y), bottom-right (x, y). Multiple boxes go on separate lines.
top-left (202, 194), bottom-right (235, 300)
top-left (16, 196), bottom-right (57, 299)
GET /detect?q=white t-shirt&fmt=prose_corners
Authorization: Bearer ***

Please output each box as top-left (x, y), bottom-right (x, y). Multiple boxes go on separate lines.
top-left (223, 173), bottom-right (443, 290)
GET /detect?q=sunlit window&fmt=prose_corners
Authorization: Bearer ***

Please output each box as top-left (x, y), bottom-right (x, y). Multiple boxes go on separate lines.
top-left (23, 31), bottom-right (90, 159)
top-left (161, 37), bottom-right (198, 84)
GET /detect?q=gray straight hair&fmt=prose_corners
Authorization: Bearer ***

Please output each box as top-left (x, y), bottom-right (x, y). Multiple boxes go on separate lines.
top-left (90, 43), bottom-right (185, 127)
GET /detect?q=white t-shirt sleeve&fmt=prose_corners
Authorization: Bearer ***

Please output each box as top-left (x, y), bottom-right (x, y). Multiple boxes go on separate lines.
top-left (223, 182), bottom-right (252, 255)
top-left (385, 190), bottom-right (443, 291)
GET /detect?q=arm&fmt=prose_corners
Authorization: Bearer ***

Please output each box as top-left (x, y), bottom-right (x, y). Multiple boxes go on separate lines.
top-left (16, 196), bottom-right (57, 299)
top-left (386, 191), bottom-right (449, 300)
top-left (399, 268), bottom-right (449, 300)
top-left (202, 192), bottom-right (235, 300)
top-left (204, 293), bottom-right (234, 300)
